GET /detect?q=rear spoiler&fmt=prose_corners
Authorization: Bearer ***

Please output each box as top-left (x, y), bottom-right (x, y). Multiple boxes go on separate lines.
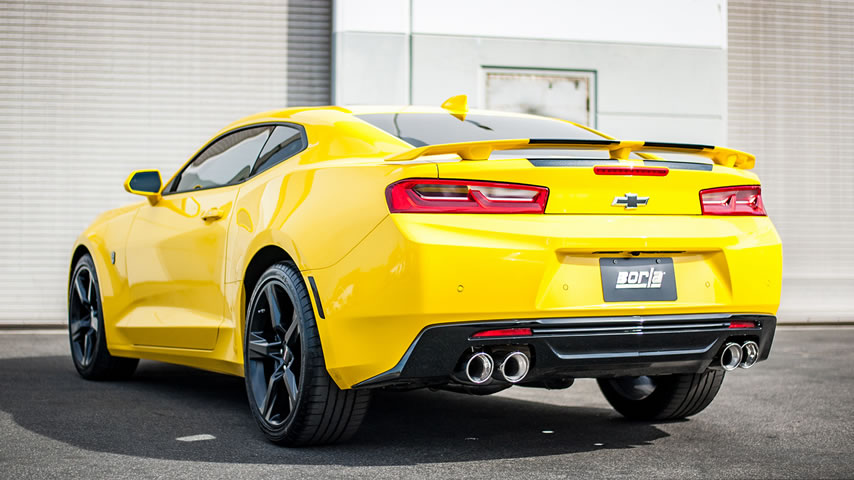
top-left (385, 138), bottom-right (755, 169)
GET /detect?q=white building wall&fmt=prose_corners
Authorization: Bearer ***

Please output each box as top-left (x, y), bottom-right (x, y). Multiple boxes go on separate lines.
top-left (333, 0), bottom-right (728, 144)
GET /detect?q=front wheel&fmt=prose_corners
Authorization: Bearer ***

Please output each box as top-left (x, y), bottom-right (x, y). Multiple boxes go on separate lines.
top-left (243, 262), bottom-right (370, 446)
top-left (597, 370), bottom-right (725, 420)
top-left (68, 254), bottom-right (138, 380)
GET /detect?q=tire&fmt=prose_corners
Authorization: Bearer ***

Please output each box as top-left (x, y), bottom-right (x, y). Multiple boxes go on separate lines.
top-left (597, 370), bottom-right (725, 420)
top-left (68, 254), bottom-right (139, 380)
top-left (243, 262), bottom-right (371, 446)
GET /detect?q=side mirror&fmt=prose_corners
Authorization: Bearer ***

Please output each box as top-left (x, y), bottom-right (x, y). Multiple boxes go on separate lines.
top-left (124, 170), bottom-right (162, 205)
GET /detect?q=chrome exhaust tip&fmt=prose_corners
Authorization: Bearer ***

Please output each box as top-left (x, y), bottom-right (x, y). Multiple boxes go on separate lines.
top-left (720, 342), bottom-right (743, 371)
top-left (498, 351), bottom-right (530, 384)
top-left (465, 352), bottom-right (495, 384)
top-left (740, 341), bottom-right (760, 369)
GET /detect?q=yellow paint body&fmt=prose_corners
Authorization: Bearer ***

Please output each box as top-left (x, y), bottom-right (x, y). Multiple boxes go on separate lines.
top-left (71, 106), bottom-right (782, 387)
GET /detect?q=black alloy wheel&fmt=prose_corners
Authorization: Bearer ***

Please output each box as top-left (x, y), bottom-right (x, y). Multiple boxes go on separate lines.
top-left (597, 370), bottom-right (725, 420)
top-left (69, 263), bottom-right (99, 369)
top-left (246, 279), bottom-right (302, 426)
top-left (243, 262), bottom-right (370, 446)
top-left (68, 254), bottom-right (138, 380)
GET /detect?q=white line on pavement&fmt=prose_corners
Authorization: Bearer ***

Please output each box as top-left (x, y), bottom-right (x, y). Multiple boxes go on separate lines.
top-left (175, 434), bottom-right (216, 442)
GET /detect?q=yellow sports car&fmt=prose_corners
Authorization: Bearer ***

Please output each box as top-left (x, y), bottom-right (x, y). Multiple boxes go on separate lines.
top-left (68, 96), bottom-right (781, 446)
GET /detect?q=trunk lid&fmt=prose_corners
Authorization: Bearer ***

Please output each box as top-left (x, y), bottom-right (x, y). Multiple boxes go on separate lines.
top-left (435, 154), bottom-right (760, 215)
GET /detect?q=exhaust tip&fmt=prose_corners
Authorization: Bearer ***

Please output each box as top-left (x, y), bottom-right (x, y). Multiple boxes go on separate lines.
top-left (465, 352), bottom-right (494, 384)
top-left (740, 341), bottom-right (759, 369)
top-left (720, 342), bottom-right (743, 371)
top-left (499, 351), bottom-right (530, 384)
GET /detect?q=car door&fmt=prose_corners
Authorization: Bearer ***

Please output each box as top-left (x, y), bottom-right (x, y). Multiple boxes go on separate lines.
top-left (121, 126), bottom-right (273, 350)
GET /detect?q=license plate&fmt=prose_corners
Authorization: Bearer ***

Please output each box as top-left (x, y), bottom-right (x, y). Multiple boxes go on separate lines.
top-left (599, 257), bottom-right (677, 302)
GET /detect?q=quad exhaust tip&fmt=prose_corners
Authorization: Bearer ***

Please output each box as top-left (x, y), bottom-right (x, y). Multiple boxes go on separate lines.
top-left (498, 351), bottom-right (530, 384)
top-left (740, 341), bottom-right (759, 369)
top-left (720, 342), bottom-right (743, 371)
top-left (465, 352), bottom-right (495, 384)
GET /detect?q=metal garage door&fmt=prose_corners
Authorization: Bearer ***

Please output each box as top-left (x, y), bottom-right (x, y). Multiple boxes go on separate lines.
top-left (728, 0), bottom-right (854, 322)
top-left (0, 0), bottom-right (331, 325)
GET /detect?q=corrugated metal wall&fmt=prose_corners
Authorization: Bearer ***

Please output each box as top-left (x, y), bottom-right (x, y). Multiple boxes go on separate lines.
top-left (0, 0), bottom-right (331, 325)
top-left (729, 0), bottom-right (854, 321)
top-left (287, 0), bottom-right (331, 105)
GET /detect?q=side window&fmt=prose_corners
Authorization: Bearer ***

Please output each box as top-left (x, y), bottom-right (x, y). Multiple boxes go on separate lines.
top-left (252, 125), bottom-right (304, 176)
top-left (173, 126), bottom-right (272, 193)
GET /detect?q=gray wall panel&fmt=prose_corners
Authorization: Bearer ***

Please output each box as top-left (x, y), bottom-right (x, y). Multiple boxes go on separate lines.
top-left (409, 34), bottom-right (725, 140)
top-left (333, 31), bottom-right (408, 104)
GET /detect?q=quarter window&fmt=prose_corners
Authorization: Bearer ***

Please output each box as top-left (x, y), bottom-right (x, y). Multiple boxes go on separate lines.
top-left (253, 125), bottom-right (304, 176)
top-left (173, 126), bottom-right (272, 193)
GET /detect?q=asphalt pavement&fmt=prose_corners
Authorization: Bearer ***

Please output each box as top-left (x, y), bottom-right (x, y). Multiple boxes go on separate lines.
top-left (0, 327), bottom-right (852, 479)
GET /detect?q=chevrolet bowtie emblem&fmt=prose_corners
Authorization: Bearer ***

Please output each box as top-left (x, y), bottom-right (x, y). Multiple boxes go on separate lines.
top-left (612, 193), bottom-right (649, 209)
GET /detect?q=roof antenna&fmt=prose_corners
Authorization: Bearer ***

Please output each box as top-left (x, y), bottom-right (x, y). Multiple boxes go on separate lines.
top-left (441, 94), bottom-right (468, 121)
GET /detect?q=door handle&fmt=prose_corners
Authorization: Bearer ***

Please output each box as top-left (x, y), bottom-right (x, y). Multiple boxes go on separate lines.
top-left (201, 207), bottom-right (224, 222)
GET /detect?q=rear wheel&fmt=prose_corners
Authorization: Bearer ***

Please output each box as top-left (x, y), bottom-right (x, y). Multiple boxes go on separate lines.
top-left (597, 370), bottom-right (725, 420)
top-left (244, 262), bottom-right (370, 446)
top-left (68, 254), bottom-right (138, 380)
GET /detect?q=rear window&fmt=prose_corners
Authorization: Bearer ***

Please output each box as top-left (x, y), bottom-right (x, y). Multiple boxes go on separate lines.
top-left (356, 112), bottom-right (606, 147)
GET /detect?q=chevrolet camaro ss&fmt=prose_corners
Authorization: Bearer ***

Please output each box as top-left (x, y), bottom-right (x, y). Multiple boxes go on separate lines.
top-left (67, 96), bottom-right (781, 446)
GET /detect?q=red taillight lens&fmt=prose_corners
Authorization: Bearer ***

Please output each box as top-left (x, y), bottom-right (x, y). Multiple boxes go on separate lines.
top-left (594, 166), bottom-right (669, 176)
top-left (471, 328), bottom-right (533, 338)
top-left (729, 321), bottom-right (757, 329)
top-left (386, 179), bottom-right (548, 213)
top-left (700, 186), bottom-right (766, 216)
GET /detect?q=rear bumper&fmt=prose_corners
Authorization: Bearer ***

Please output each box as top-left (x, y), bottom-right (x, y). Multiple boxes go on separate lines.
top-left (307, 213), bottom-right (782, 389)
top-left (353, 313), bottom-right (776, 388)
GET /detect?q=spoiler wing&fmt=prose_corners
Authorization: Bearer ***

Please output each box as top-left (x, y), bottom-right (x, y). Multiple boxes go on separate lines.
top-left (385, 138), bottom-right (755, 169)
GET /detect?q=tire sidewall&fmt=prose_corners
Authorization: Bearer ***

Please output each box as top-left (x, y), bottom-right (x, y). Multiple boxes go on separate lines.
top-left (598, 375), bottom-right (686, 420)
top-left (598, 371), bottom-right (724, 420)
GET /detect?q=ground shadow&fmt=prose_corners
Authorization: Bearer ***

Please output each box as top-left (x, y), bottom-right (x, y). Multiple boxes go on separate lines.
top-left (0, 355), bottom-right (669, 466)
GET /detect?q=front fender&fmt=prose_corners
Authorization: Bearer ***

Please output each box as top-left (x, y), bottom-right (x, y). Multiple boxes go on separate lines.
top-left (68, 204), bottom-right (140, 341)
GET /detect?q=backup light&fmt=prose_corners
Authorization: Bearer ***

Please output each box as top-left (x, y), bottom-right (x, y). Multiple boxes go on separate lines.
top-left (386, 179), bottom-right (548, 213)
top-left (700, 186), bottom-right (766, 216)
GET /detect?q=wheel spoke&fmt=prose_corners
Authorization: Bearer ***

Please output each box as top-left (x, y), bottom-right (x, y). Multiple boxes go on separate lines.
top-left (87, 273), bottom-right (94, 305)
top-left (283, 366), bottom-right (299, 410)
top-left (70, 315), bottom-right (91, 341)
top-left (261, 368), bottom-right (283, 421)
top-left (247, 332), bottom-right (282, 360)
top-left (75, 274), bottom-right (89, 307)
top-left (82, 329), bottom-right (95, 365)
top-left (284, 311), bottom-right (299, 344)
top-left (265, 284), bottom-right (282, 328)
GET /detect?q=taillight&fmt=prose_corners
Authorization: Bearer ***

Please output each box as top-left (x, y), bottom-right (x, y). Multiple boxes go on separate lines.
top-left (386, 179), bottom-right (548, 213)
top-left (700, 185), bottom-right (766, 216)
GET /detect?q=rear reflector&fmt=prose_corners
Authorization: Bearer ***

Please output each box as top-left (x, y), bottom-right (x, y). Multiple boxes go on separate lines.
top-left (386, 179), bottom-right (548, 213)
top-left (472, 328), bottom-right (533, 338)
top-left (594, 166), bottom-right (669, 176)
top-left (729, 321), bottom-right (757, 329)
top-left (700, 185), bottom-right (766, 216)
